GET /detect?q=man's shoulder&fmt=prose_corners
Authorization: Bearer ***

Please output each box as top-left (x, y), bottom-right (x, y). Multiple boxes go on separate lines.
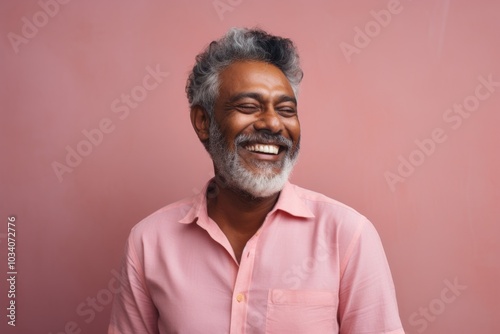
top-left (130, 192), bottom-right (199, 235)
top-left (288, 183), bottom-right (379, 244)
top-left (288, 183), bottom-right (368, 222)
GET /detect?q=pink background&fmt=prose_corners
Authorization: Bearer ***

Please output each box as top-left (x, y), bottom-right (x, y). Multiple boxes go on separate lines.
top-left (1, 0), bottom-right (499, 333)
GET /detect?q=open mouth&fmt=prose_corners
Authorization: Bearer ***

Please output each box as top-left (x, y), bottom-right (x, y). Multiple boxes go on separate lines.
top-left (244, 144), bottom-right (280, 155)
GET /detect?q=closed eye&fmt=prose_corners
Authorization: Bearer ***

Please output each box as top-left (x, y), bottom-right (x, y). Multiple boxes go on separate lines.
top-left (236, 104), bottom-right (260, 113)
top-left (277, 106), bottom-right (297, 116)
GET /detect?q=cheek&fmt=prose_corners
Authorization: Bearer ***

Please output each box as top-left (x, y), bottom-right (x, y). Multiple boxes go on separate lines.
top-left (216, 118), bottom-right (251, 150)
top-left (222, 115), bottom-right (258, 137)
top-left (285, 119), bottom-right (301, 143)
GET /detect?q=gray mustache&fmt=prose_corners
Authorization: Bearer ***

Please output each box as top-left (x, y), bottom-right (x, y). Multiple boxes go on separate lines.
top-left (235, 132), bottom-right (293, 149)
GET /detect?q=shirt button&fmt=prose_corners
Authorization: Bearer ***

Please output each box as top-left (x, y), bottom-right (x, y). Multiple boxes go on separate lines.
top-left (236, 293), bottom-right (244, 302)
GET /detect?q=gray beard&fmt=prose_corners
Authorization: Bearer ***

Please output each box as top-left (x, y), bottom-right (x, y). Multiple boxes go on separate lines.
top-left (207, 117), bottom-right (299, 198)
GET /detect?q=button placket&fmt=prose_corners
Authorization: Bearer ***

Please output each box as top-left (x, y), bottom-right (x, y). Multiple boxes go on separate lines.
top-left (229, 234), bottom-right (259, 333)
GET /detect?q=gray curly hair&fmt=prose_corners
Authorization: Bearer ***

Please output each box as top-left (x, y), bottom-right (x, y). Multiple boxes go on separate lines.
top-left (185, 27), bottom-right (303, 115)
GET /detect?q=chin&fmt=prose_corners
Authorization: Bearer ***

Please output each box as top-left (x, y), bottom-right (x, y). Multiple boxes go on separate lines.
top-left (226, 162), bottom-right (294, 199)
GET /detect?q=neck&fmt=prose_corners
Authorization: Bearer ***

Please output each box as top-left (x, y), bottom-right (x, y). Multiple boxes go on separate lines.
top-left (207, 177), bottom-right (280, 234)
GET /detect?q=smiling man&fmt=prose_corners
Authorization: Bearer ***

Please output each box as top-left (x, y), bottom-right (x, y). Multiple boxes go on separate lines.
top-left (109, 28), bottom-right (405, 334)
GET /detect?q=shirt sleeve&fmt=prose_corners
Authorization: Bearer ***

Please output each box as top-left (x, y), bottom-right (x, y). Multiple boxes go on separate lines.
top-left (337, 218), bottom-right (405, 334)
top-left (108, 234), bottom-right (159, 334)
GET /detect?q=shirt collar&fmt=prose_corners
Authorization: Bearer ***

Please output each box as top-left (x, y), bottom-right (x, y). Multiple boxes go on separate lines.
top-left (178, 181), bottom-right (211, 225)
top-left (178, 179), bottom-right (315, 225)
top-left (270, 181), bottom-right (315, 219)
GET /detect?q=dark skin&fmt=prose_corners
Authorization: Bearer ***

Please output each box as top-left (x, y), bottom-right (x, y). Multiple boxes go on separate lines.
top-left (190, 60), bottom-right (300, 263)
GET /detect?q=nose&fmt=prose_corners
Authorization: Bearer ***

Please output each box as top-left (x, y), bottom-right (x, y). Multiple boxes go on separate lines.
top-left (253, 107), bottom-right (283, 134)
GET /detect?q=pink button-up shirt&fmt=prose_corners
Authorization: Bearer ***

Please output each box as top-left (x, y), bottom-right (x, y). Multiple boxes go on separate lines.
top-left (109, 181), bottom-right (405, 333)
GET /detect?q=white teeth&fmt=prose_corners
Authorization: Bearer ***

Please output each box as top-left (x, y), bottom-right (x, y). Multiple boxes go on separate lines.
top-left (245, 144), bottom-right (279, 155)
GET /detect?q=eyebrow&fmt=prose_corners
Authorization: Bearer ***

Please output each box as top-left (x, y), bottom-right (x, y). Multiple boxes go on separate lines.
top-left (227, 92), bottom-right (297, 105)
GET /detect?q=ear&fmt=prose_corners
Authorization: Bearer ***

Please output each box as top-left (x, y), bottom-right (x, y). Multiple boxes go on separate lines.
top-left (190, 105), bottom-right (210, 143)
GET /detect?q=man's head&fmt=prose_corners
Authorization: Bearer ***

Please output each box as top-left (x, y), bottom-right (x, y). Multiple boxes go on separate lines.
top-left (187, 27), bottom-right (303, 198)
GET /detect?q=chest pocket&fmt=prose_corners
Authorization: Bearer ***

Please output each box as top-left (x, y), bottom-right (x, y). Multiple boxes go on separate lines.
top-left (265, 289), bottom-right (338, 334)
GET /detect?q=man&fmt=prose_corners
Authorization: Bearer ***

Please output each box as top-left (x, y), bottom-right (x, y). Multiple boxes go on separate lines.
top-left (109, 27), bottom-right (405, 333)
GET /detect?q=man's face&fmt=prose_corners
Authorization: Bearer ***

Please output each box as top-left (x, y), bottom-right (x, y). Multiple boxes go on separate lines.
top-left (207, 60), bottom-right (301, 198)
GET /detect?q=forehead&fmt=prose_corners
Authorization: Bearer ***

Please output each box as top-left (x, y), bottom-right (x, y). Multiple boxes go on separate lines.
top-left (217, 61), bottom-right (295, 99)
